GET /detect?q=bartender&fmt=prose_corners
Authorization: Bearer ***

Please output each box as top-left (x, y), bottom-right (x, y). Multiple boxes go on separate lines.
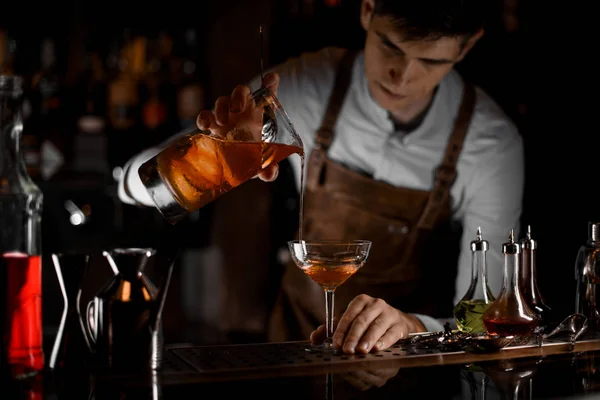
top-left (118, 0), bottom-right (525, 355)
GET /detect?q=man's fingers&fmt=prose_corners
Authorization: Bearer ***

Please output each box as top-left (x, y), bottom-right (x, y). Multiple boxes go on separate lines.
top-left (257, 164), bottom-right (279, 182)
top-left (342, 308), bottom-right (383, 354)
top-left (230, 85), bottom-right (251, 113)
top-left (262, 72), bottom-right (280, 96)
top-left (332, 295), bottom-right (370, 350)
top-left (371, 326), bottom-right (406, 352)
top-left (214, 96), bottom-right (231, 126)
top-left (310, 325), bottom-right (327, 344)
top-left (354, 311), bottom-right (392, 354)
top-left (197, 110), bottom-right (216, 131)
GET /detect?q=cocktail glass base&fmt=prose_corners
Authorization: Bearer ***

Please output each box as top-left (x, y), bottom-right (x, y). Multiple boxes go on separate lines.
top-left (303, 341), bottom-right (341, 355)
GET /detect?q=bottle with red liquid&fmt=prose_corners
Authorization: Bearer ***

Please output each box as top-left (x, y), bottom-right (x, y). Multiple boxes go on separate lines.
top-left (483, 229), bottom-right (539, 341)
top-left (0, 75), bottom-right (44, 378)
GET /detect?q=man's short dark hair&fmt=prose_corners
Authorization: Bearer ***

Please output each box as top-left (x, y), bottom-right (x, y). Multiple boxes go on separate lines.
top-left (373, 0), bottom-right (492, 41)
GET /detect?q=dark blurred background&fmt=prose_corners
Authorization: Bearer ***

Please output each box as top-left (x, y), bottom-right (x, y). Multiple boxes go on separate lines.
top-left (0, 0), bottom-right (596, 348)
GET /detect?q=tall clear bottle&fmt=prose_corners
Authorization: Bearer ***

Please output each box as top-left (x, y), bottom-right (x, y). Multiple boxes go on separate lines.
top-left (575, 221), bottom-right (600, 330)
top-left (520, 225), bottom-right (552, 326)
top-left (483, 229), bottom-right (538, 339)
top-left (453, 227), bottom-right (495, 333)
top-left (0, 75), bottom-right (44, 378)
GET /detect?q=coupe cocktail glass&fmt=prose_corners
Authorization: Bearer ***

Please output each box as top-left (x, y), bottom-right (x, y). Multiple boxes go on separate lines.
top-left (287, 240), bottom-right (372, 353)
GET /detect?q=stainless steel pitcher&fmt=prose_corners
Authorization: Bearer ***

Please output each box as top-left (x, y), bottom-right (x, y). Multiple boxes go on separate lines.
top-left (81, 247), bottom-right (177, 372)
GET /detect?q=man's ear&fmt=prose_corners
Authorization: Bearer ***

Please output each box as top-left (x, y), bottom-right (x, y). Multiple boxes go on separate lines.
top-left (457, 29), bottom-right (485, 61)
top-left (360, 0), bottom-right (376, 31)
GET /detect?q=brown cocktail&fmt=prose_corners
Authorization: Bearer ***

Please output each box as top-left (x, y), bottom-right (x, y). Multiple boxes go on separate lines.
top-left (288, 240), bottom-right (372, 353)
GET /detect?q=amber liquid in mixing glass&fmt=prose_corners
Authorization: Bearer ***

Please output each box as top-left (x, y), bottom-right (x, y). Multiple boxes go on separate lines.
top-left (156, 134), bottom-right (302, 212)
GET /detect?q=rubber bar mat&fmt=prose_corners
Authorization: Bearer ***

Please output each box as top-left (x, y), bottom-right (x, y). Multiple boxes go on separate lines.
top-left (162, 331), bottom-right (600, 375)
top-left (165, 341), bottom-right (417, 373)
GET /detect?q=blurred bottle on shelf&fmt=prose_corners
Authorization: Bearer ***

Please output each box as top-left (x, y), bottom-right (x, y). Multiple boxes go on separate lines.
top-left (29, 37), bottom-right (65, 181)
top-left (72, 42), bottom-right (110, 178)
top-left (140, 30), bottom-right (174, 148)
top-left (173, 28), bottom-right (205, 132)
top-left (105, 29), bottom-right (143, 170)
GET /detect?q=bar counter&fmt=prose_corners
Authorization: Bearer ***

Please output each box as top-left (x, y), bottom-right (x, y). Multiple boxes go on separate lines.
top-left (5, 331), bottom-right (600, 399)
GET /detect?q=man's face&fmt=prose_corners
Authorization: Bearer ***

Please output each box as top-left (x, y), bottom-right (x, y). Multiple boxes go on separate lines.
top-left (360, 1), bottom-right (480, 113)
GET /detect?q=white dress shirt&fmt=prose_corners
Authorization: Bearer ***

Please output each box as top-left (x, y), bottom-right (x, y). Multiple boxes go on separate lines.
top-left (119, 47), bottom-right (525, 333)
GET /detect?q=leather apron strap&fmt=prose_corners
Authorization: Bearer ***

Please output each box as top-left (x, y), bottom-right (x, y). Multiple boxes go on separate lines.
top-left (306, 49), bottom-right (359, 190)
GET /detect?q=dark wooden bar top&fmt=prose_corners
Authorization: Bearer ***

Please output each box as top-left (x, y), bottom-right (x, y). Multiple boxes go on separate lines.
top-left (5, 332), bottom-right (600, 399)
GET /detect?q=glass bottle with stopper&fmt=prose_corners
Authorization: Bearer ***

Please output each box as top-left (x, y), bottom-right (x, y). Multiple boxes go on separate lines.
top-left (575, 221), bottom-right (600, 330)
top-left (453, 226), bottom-right (496, 333)
top-left (483, 229), bottom-right (539, 339)
top-left (520, 225), bottom-right (552, 326)
top-left (0, 75), bottom-right (45, 379)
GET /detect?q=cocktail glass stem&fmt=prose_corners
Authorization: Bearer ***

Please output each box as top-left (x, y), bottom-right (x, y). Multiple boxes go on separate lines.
top-left (325, 289), bottom-right (335, 348)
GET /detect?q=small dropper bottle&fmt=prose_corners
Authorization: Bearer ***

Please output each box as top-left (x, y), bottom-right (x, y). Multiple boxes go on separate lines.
top-left (453, 227), bottom-right (496, 333)
top-left (483, 229), bottom-right (539, 339)
top-left (520, 225), bottom-right (552, 325)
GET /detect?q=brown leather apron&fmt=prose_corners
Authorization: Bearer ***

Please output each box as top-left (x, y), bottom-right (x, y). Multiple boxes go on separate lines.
top-left (267, 49), bottom-right (476, 342)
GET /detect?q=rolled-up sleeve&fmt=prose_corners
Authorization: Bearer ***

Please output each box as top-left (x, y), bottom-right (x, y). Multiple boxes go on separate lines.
top-left (117, 146), bottom-right (162, 207)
